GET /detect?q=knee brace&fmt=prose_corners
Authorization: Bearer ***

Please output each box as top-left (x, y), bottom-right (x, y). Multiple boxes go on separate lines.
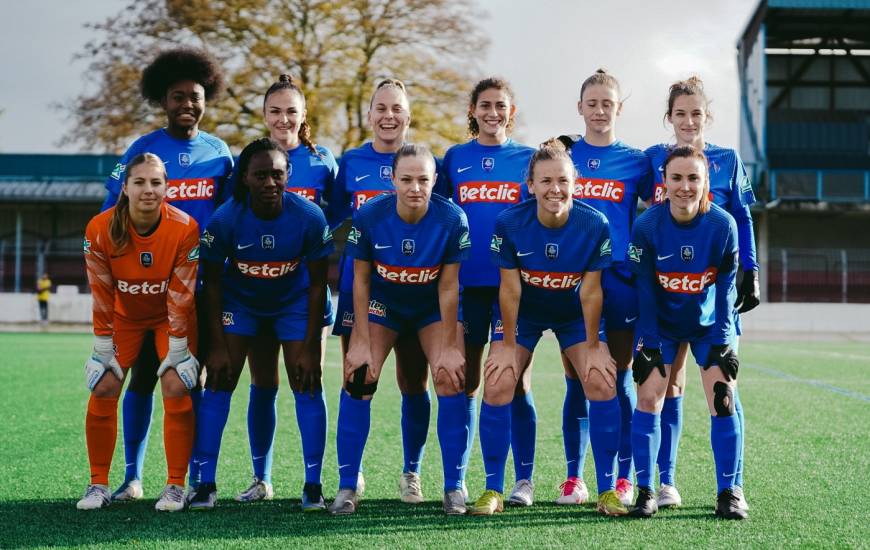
top-left (346, 365), bottom-right (378, 400)
top-left (713, 381), bottom-right (735, 416)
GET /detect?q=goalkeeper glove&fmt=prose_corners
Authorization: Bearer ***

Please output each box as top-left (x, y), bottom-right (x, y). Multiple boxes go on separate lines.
top-left (84, 335), bottom-right (124, 390)
top-left (156, 335), bottom-right (200, 390)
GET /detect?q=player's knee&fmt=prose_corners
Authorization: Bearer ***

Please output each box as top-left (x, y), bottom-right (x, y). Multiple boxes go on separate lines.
top-left (483, 378), bottom-right (513, 406)
top-left (636, 390), bottom-right (661, 413)
top-left (160, 370), bottom-right (189, 397)
top-left (712, 381), bottom-right (735, 416)
top-left (583, 377), bottom-right (615, 401)
top-left (346, 366), bottom-right (378, 400)
top-left (433, 375), bottom-right (462, 397)
top-left (92, 373), bottom-right (123, 398)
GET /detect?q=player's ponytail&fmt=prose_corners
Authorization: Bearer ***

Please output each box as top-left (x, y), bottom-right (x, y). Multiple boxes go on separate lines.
top-left (234, 138), bottom-right (286, 202)
top-left (579, 68), bottom-right (623, 101)
top-left (109, 153), bottom-right (166, 253)
top-left (662, 145), bottom-right (711, 214)
top-left (665, 75), bottom-right (713, 124)
top-left (526, 138), bottom-right (575, 183)
top-left (263, 74), bottom-right (321, 157)
top-left (467, 77), bottom-right (516, 138)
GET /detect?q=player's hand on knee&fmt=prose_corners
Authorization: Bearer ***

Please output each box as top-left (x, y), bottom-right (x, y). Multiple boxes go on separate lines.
top-left (704, 344), bottom-right (739, 381)
top-left (205, 345), bottom-right (231, 390)
top-left (156, 336), bottom-right (200, 390)
top-left (84, 335), bottom-right (124, 390)
top-left (632, 346), bottom-right (666, 386)
top-left (344, 342), bottom-right (373, 382)
top-left (295, 348), bottom-right (323, 394)
top-left (484, 345), bottom-right (518, 386)
top-left (434, 347), bottom-right (466, 393)
top-left (581, 341), bottom-right (616, 388)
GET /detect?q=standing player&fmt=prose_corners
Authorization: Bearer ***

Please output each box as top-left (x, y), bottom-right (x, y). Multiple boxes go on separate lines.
top-left (329, 144), bottom-right (471, 515)
top-left (188, 138), bottom-right (333, 510)
top-left (103, 48), bottom-right (233, 502)
top-left (472, 140), bottom-right (625, 517)
top-left (236, 75), bottom-right (339, 504)
top-left (78, 153), bottom-right (200, 512)
top-left (644, 77), bottom-right (757, 510)
top-left (439, 77), bottom-right (536, 506)
top-left (556, 69), bottom-right (654, 506)
top-left (328, 79), bottom-right (433, 502)
top-left (627, 146), bottom-right (746, 520)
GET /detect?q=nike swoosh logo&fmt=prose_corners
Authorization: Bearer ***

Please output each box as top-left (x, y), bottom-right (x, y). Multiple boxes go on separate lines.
top-left (605, 472), bottom-right (615, 478)
top-left (338, 464), bottom-right (350, 469)
top-left (374, 244), bottom-right (391, 249)
top-left (456, 464), bottom-right (467, 470)
top-left (125, 463), bottom-right (135, 468)
top-left (723, 470), bottom-right (741, 478)
top-left (409, 461), bottom-right (420, 465)
top-left (567, 460), bottom-right (576, 464)
top-left (237, 243), bottom-right (255, 250)
top-left (457, 166), bottom-right (472, 173)
top-left (657, 254), bottom-right (674, 260)
top-left (618, 457), bottom-right (632, 463)
top-left (252, 455), bottom-right (264, 461)
top-left (307, 462), bottom-right (319, 468)
top-left (486, 472), bottom-right (495, 477)
top-left (625, 316), bottom-right (638, 323)
top-left (355, 175), bottom-right (370, 182)
top-left (720, 350), bottom-right (729, 357)
top-left (521, 461), bottom-right (533, 466)
top-left (635, 469), bottom-right (645, 475)
top-left (198, 461), bottom-right (209, 466)
top-left (517, 251), bottom-right (534, 257)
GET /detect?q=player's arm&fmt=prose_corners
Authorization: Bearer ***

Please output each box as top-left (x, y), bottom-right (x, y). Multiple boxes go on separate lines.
top-left (728, 155), bottom-right (760, 313)
top-left (346, 259), bottom-right (374, 378)
top-left (579, 270), bottom-right (616, 388)
top-left (713, 222), bottom-right (739, 345)
top-left (298, 213), bottom-right (334, 392)
top-left (433, 262), bottom-right (464, 392)
top-left (83, 221), bottom-right (124, 388)
top-left (326, 156), bottom-right (352, 230)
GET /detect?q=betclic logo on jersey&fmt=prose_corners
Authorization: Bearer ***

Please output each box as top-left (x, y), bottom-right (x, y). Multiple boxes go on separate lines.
top-left (374, 262), bottom-right (441, 284)
top-left (116, 279), bottom-right (169, 295)
top-left (235, 259), bottom-right (300, 279)
top-left (288, 187), bottom-right (317, 202)
top-left (656, 267), bottom-right (718, 294)
top-left (353, 189), bottom-right (385, 209)
top-left (457, 181), bottom-right (521, 204)
top-left (165, 178), bottom-right (215, 201)
top-left (573, 178), bottom-right (625, 202)
top-left (520, 269), bottom-right (584, 290)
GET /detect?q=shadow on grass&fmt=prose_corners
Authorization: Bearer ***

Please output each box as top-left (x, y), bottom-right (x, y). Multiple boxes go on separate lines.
top-left (0, 498), bottom-right (727, 547)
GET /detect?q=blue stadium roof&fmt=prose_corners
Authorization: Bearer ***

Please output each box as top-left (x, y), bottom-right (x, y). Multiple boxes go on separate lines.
top-left (0, 154), bottom-right (118, 203)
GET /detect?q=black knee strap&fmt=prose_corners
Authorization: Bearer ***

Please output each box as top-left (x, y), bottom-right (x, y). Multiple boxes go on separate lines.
top-left (347, 365), bottom-right (378, 399)
top-left (713, 381), bottom-right (735, 416)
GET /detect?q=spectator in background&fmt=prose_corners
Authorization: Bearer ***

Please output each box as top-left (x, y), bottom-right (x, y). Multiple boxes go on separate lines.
top-left (37, 272), bottom-right (52, 325)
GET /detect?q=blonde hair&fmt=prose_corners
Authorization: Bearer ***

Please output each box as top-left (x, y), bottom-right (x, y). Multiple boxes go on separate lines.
top-left (527, 138), bottom-right (575, 183)
top-left (109, 153), bottom-right (166, 253)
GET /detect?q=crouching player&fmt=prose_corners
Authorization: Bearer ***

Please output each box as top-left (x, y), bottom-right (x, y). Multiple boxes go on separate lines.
top-left (189, 138), bottom-right (333, 510)
top-left (329, 144), bottom-right (471, 515)
top-left (627, 146), bottom-right (746, 520)
top-left (79, 153), bottom-right (200, 511)
top-left (473, 139), bottom-right (625, 516)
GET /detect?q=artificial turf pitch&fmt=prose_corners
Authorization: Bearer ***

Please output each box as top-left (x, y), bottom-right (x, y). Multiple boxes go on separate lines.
top-left (0, 332), bottom-right (868, 548)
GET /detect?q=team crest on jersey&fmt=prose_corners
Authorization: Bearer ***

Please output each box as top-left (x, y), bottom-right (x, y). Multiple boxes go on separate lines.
top-left (222, 312), bottom-right (234, 326)
top-left (587, 158), bottom-right (601, 171)
top-left (179, 152), bottom-right (191, 168)
top-left (379, 165), bottom-right (392, 180)
top-left (83, 238), bottom-right (91, 254)
top-left (261, 235), bottom-right (275, 249)
top-left (600, 238), bottom-right (612, 257)
top-left (109, 163), bottom-right (124, 181)
top-left (628, 243), bottom-right (642, 263)
top-left (681, 245), bottom-right (694, 262)
top-left (482, 157), bottom-right (495, 172)
top-left (140, 252), bottom-right (153, 268)
top-left (545, 243), bottom-right (559, 259)
top-left (490, 235), bottom-right (502, 252)
top-left (459, 231), bottom-right (471, 250)
top-left (347, 226), bottom-right (361, 244)
top-left (402, 239), bottom-right (415, 255)
top-left (200, 230), bottom-right (214, 248)
top-left (187, 246), bottom-right (199, 262)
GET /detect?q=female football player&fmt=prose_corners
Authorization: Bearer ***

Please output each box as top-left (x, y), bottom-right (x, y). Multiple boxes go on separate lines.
top-left (471, 139), bottom-right (625, 517)
top-left (329, 144), bottom-right (471, 515)
top-left (556, 69), bottom-right (654, 506)
top-left (188, 138), bottom-right (333, 510)
top-left (438, 77), bottom-right (536, 506)
top-left (235, 75), bottom-right (339, 505)
top-left (627, 145), bottom-right (745, 520)
top-left (644, 77), bottom-right (756, 510)
top-left (103, 47), bottom-right (233, 503)
top-left (328, 79), bottom-right (435, 503)
top-left (78, 153), bottom-right (200, 512)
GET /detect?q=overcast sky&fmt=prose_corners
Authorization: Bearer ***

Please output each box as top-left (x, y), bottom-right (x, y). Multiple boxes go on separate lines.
top-left (0, 0), bottom-right (760, 154)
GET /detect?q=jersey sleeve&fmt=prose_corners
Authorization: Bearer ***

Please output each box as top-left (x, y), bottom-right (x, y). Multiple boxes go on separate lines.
top-left (588, 218), bottom-right (613, 272)
top-left (727, 152), bottom-right (758, 271)
top-left (199, 203), bottom-right (234, 264)
top-left (167, 223), bottom-right (200, 338)
top-left (443, 208), bottom-right (471, 264)
top-left (434, 151), bottom-right (452, 198)
top-left (628, 222), bottom-right (660, 348)
top-left (637, 155), bottom-right (655, 202)
top-left (84, 218), bottom-right (116, 336)
top-left (344, 209), bottom-right (371, 262)
top-left (326, 154), bottom-right (352, 229)
top-left (491, 215), bottom-right (518, 269)
top-left (102, 141), bottom-right (142, 211)
top-left (302, 206), bottom-right (335, 261)
top-left (320, 147), bottom-right (340, 218)
top-left (216, 144), bottom-right (235, 205)
top-left (712, 217), bottom-right (739, 344)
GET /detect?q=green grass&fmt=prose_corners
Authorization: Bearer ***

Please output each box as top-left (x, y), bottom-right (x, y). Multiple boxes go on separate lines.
top-left (0, 332), bottom-right (868, 548)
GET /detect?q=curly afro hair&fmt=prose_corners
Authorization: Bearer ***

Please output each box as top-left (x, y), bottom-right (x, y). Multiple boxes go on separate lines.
top-left (140, 47), bottom-right (225, 104)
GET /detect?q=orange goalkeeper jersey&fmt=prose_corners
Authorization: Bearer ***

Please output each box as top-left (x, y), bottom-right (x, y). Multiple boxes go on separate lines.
top-left (84, 203), bottom-right (200, 337)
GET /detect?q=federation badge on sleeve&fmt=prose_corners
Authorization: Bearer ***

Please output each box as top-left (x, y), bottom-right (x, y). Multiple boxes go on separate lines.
top-left (186, 246), bottom-right (199, 262)
top-left (546, 243), bottom-right (559, 259)
top-left (490, 235), bottom-right (502, 252)
top-left (482, 157), bottom-right (495, 172)
top-left (179, 152), bottom-right (191, 168)
top-left (599, 238), bottom-right (612, 257)
top-left (261, 235), bottom-right (275, 249)
top-left (681, 245), bottom-right (694, 262)
top-left (459, 231), bottom-right (471, 250)
top-left (140, 252), bottom-right (153, 267)
top-left (402, 239), bottom-right (415, 255)
top-left (109, 163), bottom-right (125, 181)
top-left (347, 226), bottom-right (361, 244)
top-left (83, 238), bottom-right (91, 254)
top-left (627, 243), bottom-right (642, 263)
top-left (323, 226), bottom-right (333, 243)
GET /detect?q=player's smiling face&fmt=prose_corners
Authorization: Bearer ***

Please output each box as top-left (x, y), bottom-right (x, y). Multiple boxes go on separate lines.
top-left (471, 87), bottom-right (515, 144)
top-left (668, 94), bottom-right (707, 146)
top-left (245, 149), bottom-right (288, 211)
top-left (579, 84), bottom-right (621, 136)
top-left (369, 87), bottom-right (410, 147)
top-left (124, 161), bottom-right (166, 216)
top-left (162, 80), bottom-right (205, 132)
top-left (264, 88), bottom-right (305, 149)
top-left (393, 154), bottom-right (435, 215)
top-left (529, 158), bottom-right (575, 217)
top-left (665, 156), bottom-right (707, 216)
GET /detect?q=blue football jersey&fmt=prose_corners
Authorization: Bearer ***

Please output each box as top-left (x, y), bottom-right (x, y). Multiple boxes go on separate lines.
top-left (645, 142), bottom-right (757, 270)
top-left (570, 139), bottom-right (653, 264)
top-left (439, 139), bottom-right (535, 288)
top-left (200, 192), bottom-right (334, 315)
top-left (102, 128), bottom-right (234, 233)
top-left (345, 193), bottom-right (470, 310)
top-left (285, 144), bottom-right (338, 208)
top-left (627, 203), bottom-right (738, 347)
top-left (492, 200), bottom-right (612, 325)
